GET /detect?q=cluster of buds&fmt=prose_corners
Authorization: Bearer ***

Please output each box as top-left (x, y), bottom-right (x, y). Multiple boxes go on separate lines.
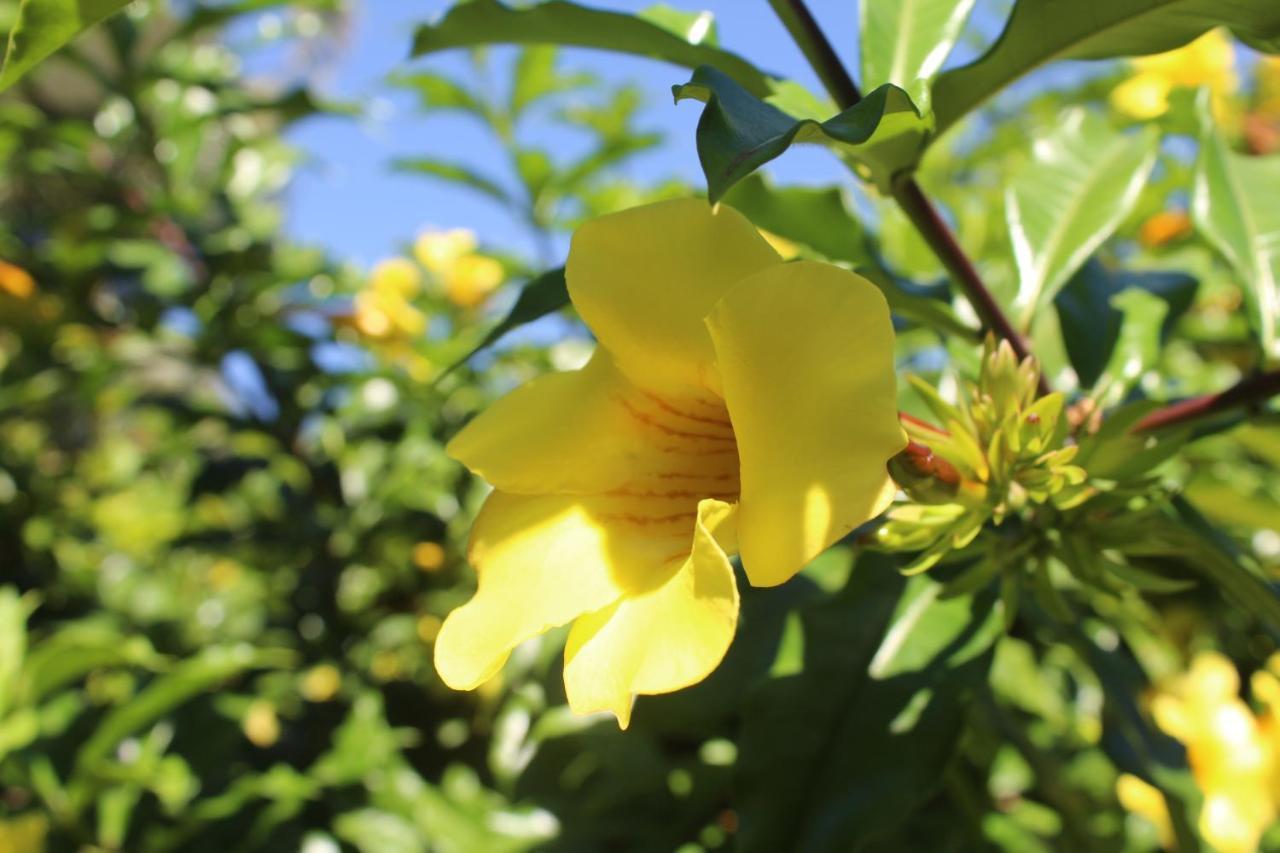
top-left (877, 338), bottom-right (1090, 574)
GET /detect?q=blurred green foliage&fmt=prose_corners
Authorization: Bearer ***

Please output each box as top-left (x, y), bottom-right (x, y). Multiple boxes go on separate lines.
top-left (0, 1), bottom-right (1279, 851)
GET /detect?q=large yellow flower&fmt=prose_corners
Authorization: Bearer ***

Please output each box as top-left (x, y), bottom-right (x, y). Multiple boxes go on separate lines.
top-left (433, 199), bottom-right (905, 727)
top-left (1111, 29), bottom-right (1237, 121)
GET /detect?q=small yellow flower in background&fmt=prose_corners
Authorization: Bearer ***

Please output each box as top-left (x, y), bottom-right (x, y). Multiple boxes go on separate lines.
top-left (0, 812), bottom-right (48, 853)
top-left (243, 700), bottom-right (280, 747)
top-left (1139, 210), bottom-right (1194, 248)
top-left (1111, 29), bottom-right (1237, 120)
top-left (415, 227), bottom-right (504, 307)
top-left (1147, 651), bottom-right (1276, 852)
top-left (300, 663), bottom-right (342, 702)
top-left (443, 254), bottom-right (504, 308)
top-left (1116, 773), bottom-right (1174, 849)
top-left (0, 260), bottom-right (35, 299)
top-left (413, 541), bottom-right (446, 571)
top-left (434, 198), bottom-right (905, 728)
top-left (354, 257), bottom-right (426, 340)
top-left (414, 227), bottom-right (477, 271)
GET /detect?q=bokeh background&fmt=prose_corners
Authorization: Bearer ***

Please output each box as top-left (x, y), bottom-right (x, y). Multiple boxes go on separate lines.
top-left (2, 1), bottom-right (1279, 851)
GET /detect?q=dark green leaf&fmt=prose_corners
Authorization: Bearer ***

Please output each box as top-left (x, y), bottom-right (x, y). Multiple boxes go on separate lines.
top-left (441, 267), bottom-right (569, 379)
top-left (932, 0), bottom-right (1280, 134)
top-left (1006, 110), bottom-right (1158, 326)
top-left (720, 172), bottom-right (866, 265)
top-left (411, 0), bottom-right (775, 98)
top-left (0, 0), bottom-right (134, 92)
top-left (1056, 259), bottom-right (1197, 388)
top-left (736, 552), bottom-right (1002, 852)
top-left (674, 66), bottom-right (931, 199)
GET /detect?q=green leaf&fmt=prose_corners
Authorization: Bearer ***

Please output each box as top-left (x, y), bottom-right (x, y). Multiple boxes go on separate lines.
top-left (0, 588), bottom-right (29, 720)
top-left (391, 71), bottom-right (486, 116)
top-left (1006, 110), bottom-right (1158, 327)
top-left (440, 267), bottom-right (569, 379)
top-left (860, 0), bottom-right (976, 104)
top-left (411, 0), bottom-right (775, 99)
top-left (73, 646), bottom-right (292, 786)
top-left (21, 622), bottom-right (162, 705)
top-left (335, 810), bottom-right (426, 853)
top-left (1192, 91), bottom-right (1280, 363)
top-left (0, 0), bottom-right (134, 92)
top-left (736, 553), bottom-right (1002, 852)
top-left (932, 0), bottom-right (1280, 135)
top-left (720, 172), bottom-right (867, 265)
top-left (509, 47), bottom-right (595, 117)
top-left (1075, 400), bottom-right (1190, 481)
top-left (674, 66), bottom-right (931, 199)
top-left (1055, 259), bottom-right (1197, 388)
top-left (392, 158), bottom-right (514, 208)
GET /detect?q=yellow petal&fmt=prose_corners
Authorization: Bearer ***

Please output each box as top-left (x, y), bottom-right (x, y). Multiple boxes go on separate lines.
top-left (434, 491), bottom-right (630, 690)
top-left (415, 228), bottom-right (477, 272)
top-left (447, 349), bottom-right (742, 499)
top-left (562, 499), bottom-right (739, 728)
top-left (706, 261), bottom-right (905, 587)
top-left (446, 350), bottom-right (652, 494)
top-left (1116, 774), bottom-right (1175, 849)
top-left (566, 198), bottom-right (781, 394)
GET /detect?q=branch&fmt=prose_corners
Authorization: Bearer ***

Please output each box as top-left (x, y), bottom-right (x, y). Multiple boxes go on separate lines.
top-left (1133, 370), bottom-right (1280, 433)
top-left (766, 0), bottom-right (1046, 394)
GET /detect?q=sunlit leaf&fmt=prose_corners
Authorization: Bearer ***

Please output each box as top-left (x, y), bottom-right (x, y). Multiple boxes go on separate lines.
top-left (1006, 110), bottom-right (1158, 327)
top-left (411, 0), bottom-right (776, 98)
top-left (860, 0), bottom-right (976, 109)
top-left (0, 0), bottom-right (134, 92)
top-left (932, 0), bottom-right (1280, 134)
top-left (1192, 91), bottom-right (1280, 363)
top-left (440, 267), bottom-right (569, 379)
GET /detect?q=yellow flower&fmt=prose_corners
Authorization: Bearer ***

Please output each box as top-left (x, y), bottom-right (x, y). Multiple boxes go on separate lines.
top-left (433, 199), bottom-right (905, 727)
top-left (414, 227), bottom-right (503, 307)
top-left (300, 664), bottom-right (342, 702)
top-left (354, 257), bottom-right (426, 340)
top-left (0, 260), bottom-right (35, 299)
top-left (1111, 29), bottom-right (1237, 120)
top-left (413, 541), bottom-right (446, 571)
top-left (1116, 773), bottom-right (1174, 849)
top-left (1151, 651), bottom-right (1276, 853)
top-left (442, 254), bottom-right (503, 308)
top-left (415, 228), bottom-right (477, 272)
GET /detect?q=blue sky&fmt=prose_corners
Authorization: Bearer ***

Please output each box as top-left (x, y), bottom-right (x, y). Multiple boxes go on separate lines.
top-left (234, 1), bottom-right (953, 268)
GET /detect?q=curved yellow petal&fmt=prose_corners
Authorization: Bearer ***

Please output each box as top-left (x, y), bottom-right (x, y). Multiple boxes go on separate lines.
top-left (446, 350), bottom-right (643, 494)
top-left (706, 261), bottom-right (905, 587)
top-left (566, 198), bottom-right (782, 393)
top-left (434, 491), bottom-right (627, 690)
top-left (562, 500), bottom-right (739, 728)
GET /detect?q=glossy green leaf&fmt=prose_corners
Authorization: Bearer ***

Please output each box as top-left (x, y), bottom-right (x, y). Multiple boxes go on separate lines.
top-left (721, 172), bottom-right (866, 265)
top-left (1006, 111), bottom-right (1158, 327)
top-left (1056, 258), bottom-right (1197, 387)
top-left (411, 0), bottom-right (775, 98)
top-left (0, 0), bottom-right (134, 92)
top-left (932, 0), bottom-right (1280, 134)
top-left (736, 553), bottom-right (1002, 852)
top-left (1193, 92), bottom-right (1280, 363)
top-left (860, 0), bottom-right (976, 104)
top-left (674, 66), bottom-right (931, 199)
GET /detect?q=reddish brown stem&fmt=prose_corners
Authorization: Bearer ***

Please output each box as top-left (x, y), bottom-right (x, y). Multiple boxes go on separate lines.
top-left (768, 0), bottom-right (1045, 393)
top-left (1133, 370), bottom-right (1280, 433)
